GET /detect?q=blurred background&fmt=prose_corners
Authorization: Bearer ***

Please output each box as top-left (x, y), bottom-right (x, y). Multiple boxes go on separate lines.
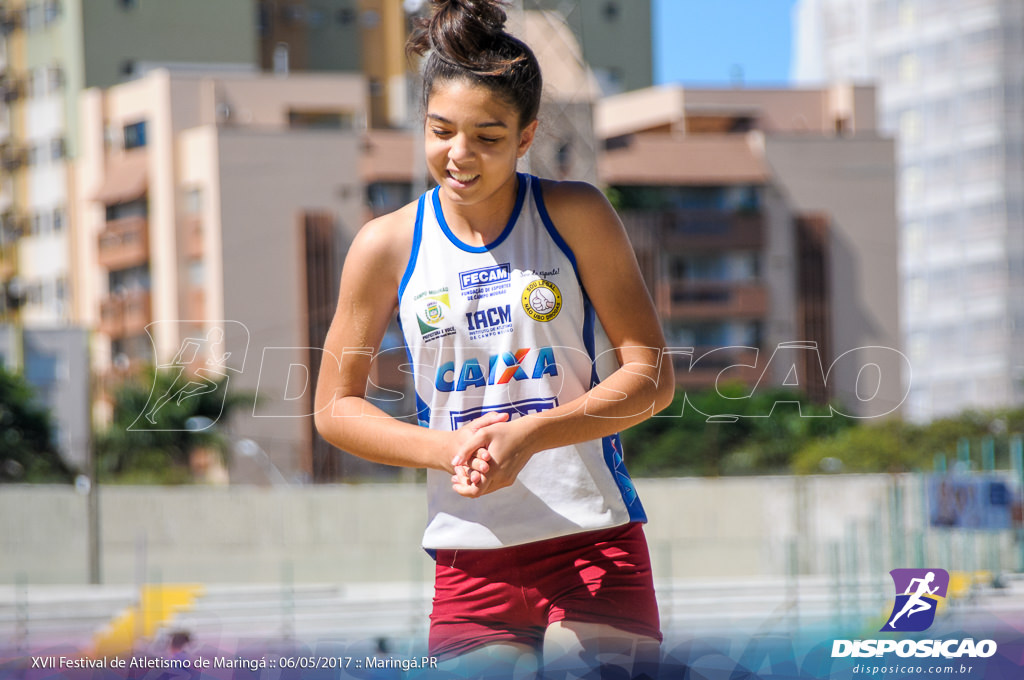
top-left (1, 0), bottom-right (1024, 671)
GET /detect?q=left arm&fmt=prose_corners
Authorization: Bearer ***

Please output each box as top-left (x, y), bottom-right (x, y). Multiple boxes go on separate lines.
top-left (453, 181), bottom-right (675, 495)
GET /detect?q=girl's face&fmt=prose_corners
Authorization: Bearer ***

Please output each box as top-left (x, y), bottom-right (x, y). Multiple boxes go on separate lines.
top-left (424, 79), bottom-right (537, 211)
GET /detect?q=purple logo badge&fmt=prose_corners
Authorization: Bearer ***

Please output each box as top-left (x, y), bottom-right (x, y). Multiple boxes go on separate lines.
top-left (882, 568), bottom-right (949, 632)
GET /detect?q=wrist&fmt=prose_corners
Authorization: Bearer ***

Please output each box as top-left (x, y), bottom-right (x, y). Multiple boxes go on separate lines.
top-left (426, 429), bottom-right (454, 473)
top-left (512, 414), bottom-right (545, 457)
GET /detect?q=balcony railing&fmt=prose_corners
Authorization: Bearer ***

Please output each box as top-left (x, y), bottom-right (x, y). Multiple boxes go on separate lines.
top-left (621, 210), bottom-right (764, 252)
top-left (99, 289), bottom-right (151, 338)
top-left (98, 216), bottom-right (148, 270)
top-left (658, 281), bottom-right (767, 320)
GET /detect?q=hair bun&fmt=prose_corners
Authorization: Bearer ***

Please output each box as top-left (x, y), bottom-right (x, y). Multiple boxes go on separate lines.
top-left (408, 0), bottom-right (518, 73)
top-left (431, 0), bottom-right (507, 35)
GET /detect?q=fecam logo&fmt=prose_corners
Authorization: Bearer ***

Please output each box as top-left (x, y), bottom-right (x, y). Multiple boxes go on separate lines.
top-left (882, 568), bottom-right (949, 632)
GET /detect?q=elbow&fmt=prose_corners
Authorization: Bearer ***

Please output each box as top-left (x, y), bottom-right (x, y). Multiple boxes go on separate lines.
top-left (313, 402), bottom-right (339, 445)
top-left (652, 362), bottom-right (676, 415)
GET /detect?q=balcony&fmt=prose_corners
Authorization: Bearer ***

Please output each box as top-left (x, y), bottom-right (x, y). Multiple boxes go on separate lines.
top-left (99, 289), bottom-right (151, 339)
top-left (658, 281), bottom-right (767, 321)
top-left (97, 216), bottom-right (148, 270)
top-left (622, 210), bottom-right (764, 252)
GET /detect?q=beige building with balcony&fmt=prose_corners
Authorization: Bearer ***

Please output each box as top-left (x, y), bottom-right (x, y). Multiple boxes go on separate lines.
top-left (74, 70), bottom-right (366, 481)
top-left (597, 85), bottom-right (903, 418)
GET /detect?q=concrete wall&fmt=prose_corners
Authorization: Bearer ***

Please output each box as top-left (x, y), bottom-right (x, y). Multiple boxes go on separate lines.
top-left (765, 134), bottom-right (904, 417)
top-left (3, 474), bottom-right (1017, 586)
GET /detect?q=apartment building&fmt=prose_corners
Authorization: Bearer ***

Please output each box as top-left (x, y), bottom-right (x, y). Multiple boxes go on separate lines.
top-left (793, 0), bottom-right (1024, 421)
top-left (74, 70), bottom-right (366, 481)
top-left (597, 85), bottom-right (903, 418)
top-left (0, 0), bottom-right (257, 326)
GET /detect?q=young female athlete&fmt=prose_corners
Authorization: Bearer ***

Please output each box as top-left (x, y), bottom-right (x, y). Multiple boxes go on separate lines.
top-left (314, 0), bottom-right (674, 676)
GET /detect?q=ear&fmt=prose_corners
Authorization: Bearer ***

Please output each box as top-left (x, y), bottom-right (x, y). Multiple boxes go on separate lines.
top-left (516, 119), bottom-right (539, 158)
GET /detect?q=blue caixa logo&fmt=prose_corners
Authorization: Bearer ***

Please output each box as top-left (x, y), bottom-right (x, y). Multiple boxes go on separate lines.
top-left (882, 568), bottom-right (950, 632)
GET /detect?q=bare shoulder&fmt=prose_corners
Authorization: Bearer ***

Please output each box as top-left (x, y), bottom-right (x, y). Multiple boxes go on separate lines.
top-left (537, 179), bottom-right (612, 217)
top-left (537, 178), bottom-right (624, 247)
top-left (347, 199), bottom-right (420, 287)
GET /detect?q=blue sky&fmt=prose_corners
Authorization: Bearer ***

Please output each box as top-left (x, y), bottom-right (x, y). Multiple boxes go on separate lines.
top-left (653, 0), bottom-right (800, 86)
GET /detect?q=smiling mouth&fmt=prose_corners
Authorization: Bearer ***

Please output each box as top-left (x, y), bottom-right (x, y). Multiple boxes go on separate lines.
top-left (447, 170), bottom-right (480, 185)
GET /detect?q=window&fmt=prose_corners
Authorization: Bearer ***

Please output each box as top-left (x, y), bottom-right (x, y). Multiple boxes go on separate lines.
top-left (188, 259), bottom-right (204, 286)
top-left (50, 137), bottom-right (65, 161)
top-left (183, 187), bottom-right (202, 215)
top-left (26, 352), bottom-right (59, 385)
top-left (899, 53), bottom-right (919, 83)
top-left (898, 0), bottom-right (915, 27)
top-left (25, 143), bottom-right (42, 167)
top-left (288, 110), bottom-right (355, 130)
top-left (26, 66), bottom-right (51, 98)
top-left (47, 66), bottom-right (64, 91)
top-left (52, 206), bottom-right (65, 232)
top-left (43, 0), bottom-right (60, 25)
top-left (899, 110), bottom-right (922, 144)
top-left (24, 4), bottom-right (42, 31)
top-left (105, 198), bottom-right (147, 221)
top-left (366, 182), bottom-right (412, 217)
top-left (335, 7), bottom-right (356, 25)
top-left (108, 264), bottom-right (150, 294)
top-left (123, 120), bottom-right (147, 149)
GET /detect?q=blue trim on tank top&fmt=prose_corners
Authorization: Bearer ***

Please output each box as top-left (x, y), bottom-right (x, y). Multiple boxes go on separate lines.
top-left (602, 433), bottom-right (648, 523)
top-left (431, 173), bottom-right (527, 253)
top-left (397, 194), bottom-right (426, 303)
top-left (530, 176), bottom-right (580, 282)
top-left (394, 315), bottom-right (431, 429)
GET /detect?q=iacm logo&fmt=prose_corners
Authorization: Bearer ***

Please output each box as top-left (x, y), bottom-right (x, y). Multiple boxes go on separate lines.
top-left (882, 568), bottom-right (949, 633)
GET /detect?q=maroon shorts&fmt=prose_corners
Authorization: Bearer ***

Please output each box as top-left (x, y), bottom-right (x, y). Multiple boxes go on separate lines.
top-left (428, 522), bottom-right (662, 659)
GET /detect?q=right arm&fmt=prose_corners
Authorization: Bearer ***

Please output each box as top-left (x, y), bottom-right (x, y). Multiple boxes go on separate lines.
top-left (313, 206), bottom-right (503, 473)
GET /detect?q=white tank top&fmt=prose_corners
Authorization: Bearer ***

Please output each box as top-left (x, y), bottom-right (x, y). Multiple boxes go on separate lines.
top-left (397, 174), bottom-right (646, 550)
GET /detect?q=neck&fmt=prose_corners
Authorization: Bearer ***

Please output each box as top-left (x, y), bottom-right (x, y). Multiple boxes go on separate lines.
top-left (439, 173), bottom-right (520, 246)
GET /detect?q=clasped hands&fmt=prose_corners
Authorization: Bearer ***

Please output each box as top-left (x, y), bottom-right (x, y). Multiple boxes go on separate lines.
top-left (448, 411), bottom-right (531, 498)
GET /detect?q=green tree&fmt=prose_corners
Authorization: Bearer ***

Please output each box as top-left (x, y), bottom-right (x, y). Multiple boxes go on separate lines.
top-left (0, 366), bottom-right (74, 483)
top-left (792, 407), bottom-right (1024, 474)
top-left (93, 366), bottom-right (252, 484)
top-left (622, 384), bottom-right (855, 476)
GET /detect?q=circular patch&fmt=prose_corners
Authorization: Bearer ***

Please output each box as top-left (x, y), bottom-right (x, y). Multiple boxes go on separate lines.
top-left (521, 279), bottom-right (562, 322)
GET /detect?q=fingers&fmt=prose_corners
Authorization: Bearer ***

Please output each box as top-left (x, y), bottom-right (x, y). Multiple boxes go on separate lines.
top-left (469, 411), bottom-right (510, 430)
top-left (452, 479), bottom-right (485, 498)
top-left (451, 423), bottom-right (501, 467)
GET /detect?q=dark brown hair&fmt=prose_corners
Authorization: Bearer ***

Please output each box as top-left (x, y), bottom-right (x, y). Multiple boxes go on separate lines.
top-left (406, 0), bottom-right (542, 129)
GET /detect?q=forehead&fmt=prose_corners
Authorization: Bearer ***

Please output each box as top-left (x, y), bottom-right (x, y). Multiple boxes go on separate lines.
top-left (426, 79), bottom-right (519, 126)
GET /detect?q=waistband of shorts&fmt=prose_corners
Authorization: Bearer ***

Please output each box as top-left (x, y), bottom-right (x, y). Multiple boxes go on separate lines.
top-left (431, 521), bottom-right (644, 566)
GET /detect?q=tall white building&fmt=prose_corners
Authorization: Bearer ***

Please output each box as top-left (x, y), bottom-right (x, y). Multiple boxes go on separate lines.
top-left (793, 0), bottom-right (1024, 421)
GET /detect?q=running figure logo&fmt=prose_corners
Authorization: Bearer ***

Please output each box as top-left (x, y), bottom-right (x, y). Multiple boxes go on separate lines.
top-left (882, 568), bottom-right (950, 632)
top-left (130, 321), bottom-right (249, 431)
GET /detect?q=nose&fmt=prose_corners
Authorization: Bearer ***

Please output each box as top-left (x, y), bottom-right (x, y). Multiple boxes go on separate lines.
top-left (448, 133), bottom-right (473, 163)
